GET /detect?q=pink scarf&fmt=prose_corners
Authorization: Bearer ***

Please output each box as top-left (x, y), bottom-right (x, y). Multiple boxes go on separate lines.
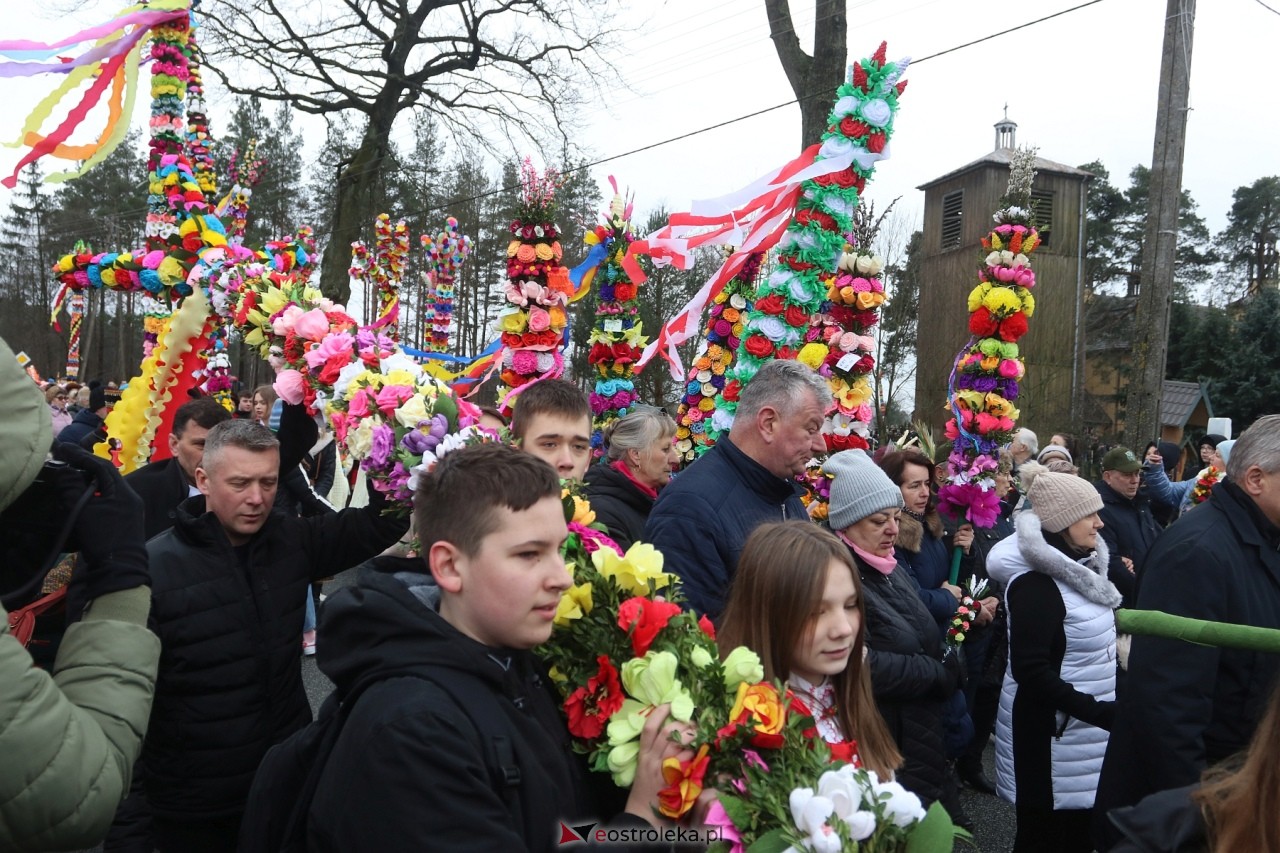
top-left (611, 460), bottom-right (658, 499)
top-left (837, 530), bottom-right (898, 575)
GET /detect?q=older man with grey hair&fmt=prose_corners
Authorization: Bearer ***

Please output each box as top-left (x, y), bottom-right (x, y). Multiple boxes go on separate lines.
top-left (1094, 414), bottom-right (1280, 849)
top-left (643, 359), bottom-right (829, 618)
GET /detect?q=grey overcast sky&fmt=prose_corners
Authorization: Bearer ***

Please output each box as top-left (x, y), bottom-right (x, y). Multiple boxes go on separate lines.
top-left (3, 0), bottom-right (1276, 249)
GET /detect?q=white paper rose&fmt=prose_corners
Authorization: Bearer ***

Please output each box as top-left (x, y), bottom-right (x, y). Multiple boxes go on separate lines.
top-left (859, 98), bottom-right (892, 128)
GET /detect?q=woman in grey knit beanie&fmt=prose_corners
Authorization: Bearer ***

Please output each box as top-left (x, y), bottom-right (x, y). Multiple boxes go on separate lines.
top-left (824, 450), bottom-right (967, 820)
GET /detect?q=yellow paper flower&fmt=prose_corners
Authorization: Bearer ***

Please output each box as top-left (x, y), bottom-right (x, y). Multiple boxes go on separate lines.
top-left (571, 495), bottom-right (596, 526)
top-left (393, 394), bottom-right (430, 428)
top-left (797, 342), bottom-right (829, 370)
top-left (554, 582), bottom-right (594, 627)
top-left (592, 542), bottom-right (670, 597)
top-left (1023, 291), bottom-right (1036, 318)
top-left (383, 369), bottom-right (418, 388)
top-left (983, 286), bottom-right (1023, 318)
top-left (968, 283), bottom-right (993, 313)
top-left (499, 311), bottom-right (527, 333)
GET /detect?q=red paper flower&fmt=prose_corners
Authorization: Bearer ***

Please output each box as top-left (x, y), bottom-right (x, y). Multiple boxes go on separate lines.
top-left (744, 335), bottom-right (775, 359)
top-left (969, 307), bottom-right (998, 337)
top-left (783, 305), bottom-right (809, 328)
top-left (617, 597), bottom-right (682, 657)
top-left (998, 312), bottom-right (1028, 342)
top-left (755, 294), bottom-right (785, 315)
top-left (866, 133), bottom-right (887, 154)
top-left (839, 117), bottom-right (870, 139)
top-left (563, 655), bottom-right (624, 740)
top-left (698, 614), bottom-right (716, 640)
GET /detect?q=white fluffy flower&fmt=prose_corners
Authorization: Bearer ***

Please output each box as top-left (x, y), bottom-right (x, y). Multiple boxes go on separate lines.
top-left (872, 779), bottom-right (926, 827)
top-left (332, 360), bottom-right (367, 401)
top-left (379, 352), bottom-right (423, 382)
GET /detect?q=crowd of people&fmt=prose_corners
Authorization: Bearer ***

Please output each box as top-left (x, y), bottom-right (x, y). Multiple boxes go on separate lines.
top-left (4, 343), bottom-right (1280, 853)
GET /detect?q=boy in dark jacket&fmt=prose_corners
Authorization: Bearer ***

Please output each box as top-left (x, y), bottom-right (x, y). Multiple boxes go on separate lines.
top-left (305, 443), bottom-right (693, 851)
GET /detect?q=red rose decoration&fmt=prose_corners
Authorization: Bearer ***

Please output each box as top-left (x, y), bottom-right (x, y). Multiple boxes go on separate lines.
top-left (317, 354), bottom-right (348, 385)
top-left (776, 346), bottom-right (796, 361)
top-left (588, 342), bottom-right (612, 364)
top-left (839, 117), bottom-right (870, 139)
top-left (501, 332), bottom-right (524, 349)
top-left (744, 335), bottom-right (774, 358)
top-left (698, 614), bottom-right (716, 640)
top-left (723, 380), bottom-right (742, 402)
top-left (617, 597), bottom-right (682, 657)
top-left (783, 305), bottom-right (809, 328)
top-left (969, 307), bottom-right (998, 337)
top-left (615, 283), bottom-right (637, 301)
top-left (826, 434), bottom-right (850, 452)
top-left (563, 655), bottom-right (624, 740)
top-left (855, 355), bottom-right (875, 373)
top-left (866, 133), bottom-right (886, 154)
top-left (999, 312), bottom-right (1028, 342)
top-left (755, 294), bottom-right (785, 315)
top-left (828, 741), bottom-right (860, 765)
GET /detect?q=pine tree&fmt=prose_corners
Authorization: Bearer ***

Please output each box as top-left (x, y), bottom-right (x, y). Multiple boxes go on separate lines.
top-left (1213, 289), bottom-right (1280, 428)
top-left (0, 162), bottom-right (63, 374)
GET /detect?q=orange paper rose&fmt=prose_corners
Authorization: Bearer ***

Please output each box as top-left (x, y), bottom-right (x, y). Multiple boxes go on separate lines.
top-left (716, 681), bottom-right (787, 749)
top-left (657, 745), bottom-right (710, 819)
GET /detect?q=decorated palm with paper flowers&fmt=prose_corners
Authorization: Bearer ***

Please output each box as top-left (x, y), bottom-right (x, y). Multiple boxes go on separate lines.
top-left (715, 44), bottom-right (907, 436)
top-left (495, 158), bottom-right (572, 409)
top-left (938, 147), bottom-right (1040, 528)
top-left (674, 252), bottom-right (759, 463)
top-left (584, 186), bottom-right (647, 453)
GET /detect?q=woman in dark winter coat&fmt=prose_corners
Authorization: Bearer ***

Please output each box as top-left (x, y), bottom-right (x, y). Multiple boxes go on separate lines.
top-left (583, 407), bottom-right (677, 551)
top-left (880, 449), bottom-right (983, 763)
top-left (988, 467), bottom-right (1121, 853)
top-left (824, 450), bottom-right (968, 826)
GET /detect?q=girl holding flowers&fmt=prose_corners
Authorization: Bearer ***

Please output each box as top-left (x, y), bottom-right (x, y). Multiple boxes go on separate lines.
top-left (718, 521), bottom-right (901, 781)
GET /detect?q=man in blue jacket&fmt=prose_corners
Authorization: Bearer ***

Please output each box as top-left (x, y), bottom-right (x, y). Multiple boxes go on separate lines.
top-left (644, 359), bottom-right (828, 619)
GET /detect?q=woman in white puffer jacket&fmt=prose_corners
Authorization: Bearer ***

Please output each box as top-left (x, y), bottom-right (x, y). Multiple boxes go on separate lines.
top-left (988, 466), bottom-right (1122, 853)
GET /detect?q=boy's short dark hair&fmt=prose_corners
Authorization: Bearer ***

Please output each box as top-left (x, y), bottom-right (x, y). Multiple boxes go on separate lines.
top-left (414, 443), bottom-right (560, 557)
top-left (508, 379), bottom-right (590, 441)
top-left (174, 397), bottom-right (233, 435)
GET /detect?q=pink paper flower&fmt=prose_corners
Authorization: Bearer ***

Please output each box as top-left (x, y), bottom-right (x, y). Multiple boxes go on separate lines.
top-left (511, 350), bottom-right (540, 375)
top-left (294, 308), bottom-right (331, 342)
top-left (304, 332), bottom-right (354, 369)
top-left (703, 801), bottom-right (743, 853)
top-left (528, 307), bottom-right (551, 333)
top-left (271, 304), bottom-right (303, 336)
top-left (273, 369), bottom-right (306, 405)
top-left (375, 384), bottom-right (414, 416)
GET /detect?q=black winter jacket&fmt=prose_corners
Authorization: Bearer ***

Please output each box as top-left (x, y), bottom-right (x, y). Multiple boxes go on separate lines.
top-left (855, 550), bottom-right (954, 806)
top-left (125, 457), bottom-right (191, 541)
top-left (583, 462), bottom-right (654, 552)
top-left (1108, 784), bottom-right (1207, 853)
top-left (142, 494), bottom-right (406, 820)
top-left (644, 437), bottom-right (806, 619)
top-left (1095, 481), bottom-right (1280, 845)
top-left (307, 559), bottom-right (608, 852)
top-left (1095, 480), bottom-right (1163, 608)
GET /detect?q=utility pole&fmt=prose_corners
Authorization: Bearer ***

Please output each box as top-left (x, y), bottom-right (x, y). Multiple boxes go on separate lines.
top-left (1125, 0), bottom-right (1195, 448)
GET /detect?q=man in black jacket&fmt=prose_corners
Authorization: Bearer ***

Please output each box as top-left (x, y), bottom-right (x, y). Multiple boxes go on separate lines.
top-left (644, 359), bottom-right (829, 620)
top-left (142, 420), bottom-right (407, 852)
top-left (1095, 446), bottom-right (1162, 608)
top-left (126, 397), bottom-right (231, 540)
top-left (1094, 415), bottom-right (1280, 850)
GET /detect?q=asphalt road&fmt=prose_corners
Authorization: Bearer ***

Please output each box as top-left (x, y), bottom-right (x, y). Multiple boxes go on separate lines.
top-left (302, 569), bottom-right (1016, 852)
